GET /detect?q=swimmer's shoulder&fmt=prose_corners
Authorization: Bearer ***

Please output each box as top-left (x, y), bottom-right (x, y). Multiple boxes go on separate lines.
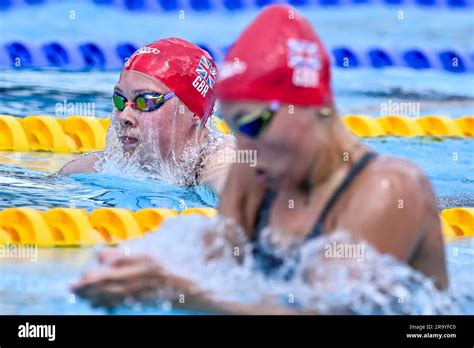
top-left (349, 154), bottom-right (437, 223)
top-left (57, 150), bottom-right (104, 175)
top-left (364, 155), bottom-right (447, 289)
top-left (366, 155), bottom-right (436, 207)
top-left (199, 134), bottom-right (236, 194)
top-left (342, 154), bottom-right (439, 255)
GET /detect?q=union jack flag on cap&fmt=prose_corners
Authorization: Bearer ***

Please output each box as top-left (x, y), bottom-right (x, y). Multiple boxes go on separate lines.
top-left (196, 55), bottom-right (217, 88)
top-left (287, 38), bottom-right (321, 69)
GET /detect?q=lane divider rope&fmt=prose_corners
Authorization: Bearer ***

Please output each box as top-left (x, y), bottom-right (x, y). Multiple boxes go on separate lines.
top-left (0, 115), bottom-right (472, 154)
top-left (0, 207), bottom-right (471, 247)
top-left (1, 41), bottom-right (473, 73)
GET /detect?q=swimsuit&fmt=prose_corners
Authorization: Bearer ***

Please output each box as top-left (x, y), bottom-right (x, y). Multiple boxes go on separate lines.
top-left (252, 152), bottom-right (378, 278)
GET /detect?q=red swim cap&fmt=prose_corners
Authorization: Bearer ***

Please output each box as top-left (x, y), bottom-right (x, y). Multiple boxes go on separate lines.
top-left (124, 38), bottom-right (218, 124)
top-left (217, 5), bottom-right (333, 107)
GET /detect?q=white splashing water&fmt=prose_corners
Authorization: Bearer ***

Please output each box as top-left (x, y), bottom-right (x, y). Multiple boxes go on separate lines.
top-left (116, 215), bottom-right (465, 314)
top-left (97, 108), bottom-right (227, 186)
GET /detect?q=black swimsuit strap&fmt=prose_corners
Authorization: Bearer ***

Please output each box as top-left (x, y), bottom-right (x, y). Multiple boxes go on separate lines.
top-left (309, 151), bottom-right (378, 239)
top-left (253, 188), bottom-right (278, 242)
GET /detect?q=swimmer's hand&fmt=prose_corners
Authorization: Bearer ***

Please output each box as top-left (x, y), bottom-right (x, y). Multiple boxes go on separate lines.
top-left (71, 248), bottom-right (307, 314)
top-left (71, 248), bottom-right (201, 308)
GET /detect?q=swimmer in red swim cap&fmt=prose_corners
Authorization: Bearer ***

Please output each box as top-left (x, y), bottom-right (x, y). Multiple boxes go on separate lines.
top-left (59, 38), bottom-right (234, 194)
top-left (215, 4), bottom-right (447, 292)
top-left (73, 5), bottom-right (447, 313)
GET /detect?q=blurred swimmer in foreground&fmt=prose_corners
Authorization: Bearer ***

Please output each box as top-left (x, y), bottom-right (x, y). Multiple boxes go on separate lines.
top-left (72, 6), bottom-right (447, 313)
top-left (59, 38), bottom-right (234, 194)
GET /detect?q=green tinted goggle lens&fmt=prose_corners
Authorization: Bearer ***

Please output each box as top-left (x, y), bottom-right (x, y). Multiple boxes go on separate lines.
top-left (113, 94), bottom-right (126, 111)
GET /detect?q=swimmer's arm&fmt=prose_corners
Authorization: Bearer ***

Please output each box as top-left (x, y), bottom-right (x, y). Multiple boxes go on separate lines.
top-left (140, 257), bottom-right (310, 314)
top-left (72, 252), bottom-right (312, 314)
top-left (57, 150), bottom-right (104, 175)
top-left (171, 291), bottom-right (312, 315)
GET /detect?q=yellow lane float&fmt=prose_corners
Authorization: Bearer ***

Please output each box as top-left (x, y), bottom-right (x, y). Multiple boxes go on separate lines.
top-left (0, 208), bottom-right (54, 246)
top-left (0, 115), bottom-right (472, 154)
top-left (98, 117), bottom-right (111, 131)
top-left (377, 115), bottom-right (425, 137)
top-left (440, 217), bottom-right (455, 240)
top-left (342, 115), bottom-right (385, 137)
top-left (0, 115), bottom-right (29, 151)
top-left (455, 116), bottom-right (473, 137)
top-left (22, 116), bottom-right (75, 153)
top-left (441, 207), bottom-right (473, 237)
top-left (62, 116), bottom-right (106, 152)
top-left (0, 227), bottom-right (12, 244)
top-left (43, 208), bottom-right (104, 246)
top-left (134, 208), bottom-right (178, 233)
top-left (89, 208), bottom-right (143, 244)
top-left (415, 116), bottom-right (464, 137)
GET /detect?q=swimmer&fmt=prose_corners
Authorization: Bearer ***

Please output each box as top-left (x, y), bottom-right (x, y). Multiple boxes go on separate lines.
top-left (72, 5), bottom-right (447, 313)
top-left (58, 38), bottom-right (234, 194)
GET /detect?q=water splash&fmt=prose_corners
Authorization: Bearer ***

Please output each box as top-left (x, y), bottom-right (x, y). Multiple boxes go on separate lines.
top-left (118, 215), bottom-right (469, 314)
top-left (98, 107), bottom-right (228, 188)
top-left (290, 233), bottom-right (460, 314)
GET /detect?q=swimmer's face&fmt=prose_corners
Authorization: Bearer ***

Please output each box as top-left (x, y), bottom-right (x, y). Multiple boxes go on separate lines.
top-left (220, 101), bottom-right (314, 188)
top-left (112, 70), bottom-right (198, 162)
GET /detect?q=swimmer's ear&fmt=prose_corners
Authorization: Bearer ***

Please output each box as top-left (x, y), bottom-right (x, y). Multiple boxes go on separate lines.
top-left (317, 107), bottom-right (333, 118)
top-left (192, 114), bottom-right (203, 128)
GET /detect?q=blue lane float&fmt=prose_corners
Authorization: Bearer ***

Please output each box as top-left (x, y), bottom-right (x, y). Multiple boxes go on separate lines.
top-left (368, 48), bottom-right (394, 68)
top-left (402, 48), bottom-right (443, 70)
top-left (332, 47), bottom-right (362, 68)
top-left (0, 41), bottom-right (472, 73)
top-left (4, 42), bottom-right (34, 67)
top-left (1, 0), bottom-right (473, 9)
top-left (223, 0), bottom-right (245, 10)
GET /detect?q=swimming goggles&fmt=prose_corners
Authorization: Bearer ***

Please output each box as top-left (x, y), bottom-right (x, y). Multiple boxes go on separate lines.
top-left (232, 102), bottom-right (280, 138)
top-left (112, 91), bottom-right (175, 112)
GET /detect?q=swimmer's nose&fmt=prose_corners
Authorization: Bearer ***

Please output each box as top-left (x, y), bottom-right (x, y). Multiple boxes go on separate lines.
top-left (116, 107), bottom-right (138, 128)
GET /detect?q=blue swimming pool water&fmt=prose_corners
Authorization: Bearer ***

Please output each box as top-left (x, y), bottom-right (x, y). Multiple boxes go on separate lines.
top-left (1, 2), bottom-right (473, 49)
top-left (0, 136), bottom-right (472, 212)
top-left (1, 221), bottom-right (472, 315)
top-left (0, 2), bottom-right (473, 314)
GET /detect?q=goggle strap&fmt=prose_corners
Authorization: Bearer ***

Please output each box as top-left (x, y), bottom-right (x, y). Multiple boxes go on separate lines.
top-left (163, 91), bottom-right (175, 101)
